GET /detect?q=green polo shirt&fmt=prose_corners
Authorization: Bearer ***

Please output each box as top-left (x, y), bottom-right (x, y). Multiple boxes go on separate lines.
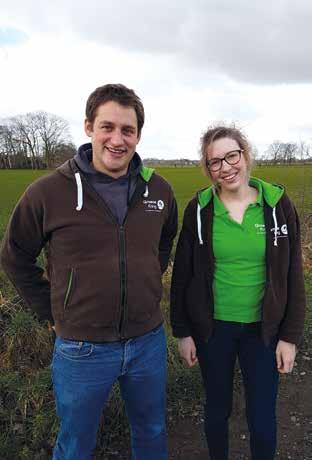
top-left (212, 180), bottom-right (266, 323)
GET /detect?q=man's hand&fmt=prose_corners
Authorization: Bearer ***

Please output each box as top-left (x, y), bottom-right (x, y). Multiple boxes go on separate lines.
top-left (48, 322), bottom-right (55, 333)
top-left (178, 336), bottom-right (198, 367)
top-left (276, 340), bottom-right (297, 373)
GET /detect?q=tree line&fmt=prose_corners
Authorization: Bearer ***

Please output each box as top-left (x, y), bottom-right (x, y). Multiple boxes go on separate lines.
top-left (258, 140), bottom-right (312, 165)
top-left (1, 111), bottom-right (312, 169)
top-left (0, 111), bottom-right (76, 169)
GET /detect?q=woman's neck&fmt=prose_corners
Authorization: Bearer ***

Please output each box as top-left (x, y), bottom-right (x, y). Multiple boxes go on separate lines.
top-left (218, 182), bottom-right (254, 203)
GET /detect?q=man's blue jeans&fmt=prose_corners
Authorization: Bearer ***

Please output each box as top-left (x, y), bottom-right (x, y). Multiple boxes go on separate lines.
top-left (196, 321), bottom-right (279, 460)
top-left (51, 325), bottom-right (167, 460)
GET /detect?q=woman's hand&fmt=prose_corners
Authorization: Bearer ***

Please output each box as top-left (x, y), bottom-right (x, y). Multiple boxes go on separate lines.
top-left (178, 336), bottom-right (198, 367)
top-left (276, 340), bottom-right (297, 373)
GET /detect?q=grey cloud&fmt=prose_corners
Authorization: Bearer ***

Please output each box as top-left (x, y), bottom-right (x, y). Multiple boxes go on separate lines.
top-left (66, 0), bottom-right (312, 84)
top-left (3, 0), bottom-right (312, 84)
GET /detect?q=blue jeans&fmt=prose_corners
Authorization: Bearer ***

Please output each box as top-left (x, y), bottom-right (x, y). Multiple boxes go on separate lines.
top-left (196, 321), bottom-right (279, 460)
top-left (51, 325), bottom-right (167, 460)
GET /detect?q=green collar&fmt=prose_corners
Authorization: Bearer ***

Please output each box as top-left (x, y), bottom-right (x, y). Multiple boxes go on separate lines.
top-left (250, 178), bottom-right (264, 207)
top-left (213, 192), bottom-right (227, 216)
top-left (213, 179), bottom-right (263, 216)
top-left (139, 166), bottom-right (155, 182)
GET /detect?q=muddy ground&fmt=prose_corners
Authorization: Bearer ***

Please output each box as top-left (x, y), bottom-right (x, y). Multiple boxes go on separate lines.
top-left (167, 348), bottom-right (312, 460)
top-left (104, 346), bottom-right (311, 460)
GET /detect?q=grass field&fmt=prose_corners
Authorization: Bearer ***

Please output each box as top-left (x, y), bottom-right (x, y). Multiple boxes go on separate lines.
top-left (0, 165), bottom-right (311, 458)
top-left (158, 165), bottom-right (312, 226)
top-left (0, 165), bottom-right (311, 238)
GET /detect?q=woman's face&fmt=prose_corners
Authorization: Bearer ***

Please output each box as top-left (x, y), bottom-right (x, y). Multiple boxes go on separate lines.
top-left (206, 137), bottom-right (249, 193)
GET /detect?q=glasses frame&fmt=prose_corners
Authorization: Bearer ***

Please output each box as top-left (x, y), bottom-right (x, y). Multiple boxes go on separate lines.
top-left (206, 149), bottom-right (243, 172)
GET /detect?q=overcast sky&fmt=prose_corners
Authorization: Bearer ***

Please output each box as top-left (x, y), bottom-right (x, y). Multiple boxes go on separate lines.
top-left (1, 0), bottom-right (312, 159)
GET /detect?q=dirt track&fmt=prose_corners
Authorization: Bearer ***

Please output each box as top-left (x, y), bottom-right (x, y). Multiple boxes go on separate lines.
top-left (168, 349), bottom-right (312, 460)
top-left (103, 347), bottom-right (311, 459)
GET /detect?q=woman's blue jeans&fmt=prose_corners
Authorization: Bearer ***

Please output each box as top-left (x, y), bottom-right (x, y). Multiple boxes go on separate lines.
top-left (196, 320), bottom-right (279, 460)
top-left (51, 325), bottom-right (167, 460)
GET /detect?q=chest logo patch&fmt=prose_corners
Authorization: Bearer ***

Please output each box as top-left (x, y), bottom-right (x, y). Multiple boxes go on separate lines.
top-left (270, 224), bottom-right (288, 239)
top-left (254, 223), bottom-right (266, 235)
top-left (157, 200), bottom-right (164, 210)
top-left (143, 199), bottom-right (165, 213)
top-left (281, 224), bottom-right (288, 235)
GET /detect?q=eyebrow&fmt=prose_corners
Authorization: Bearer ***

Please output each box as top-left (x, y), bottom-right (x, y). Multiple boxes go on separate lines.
top-left (209, 149), bottom-right (240, 159)
top-left (99, 121), bottom-right (136, 130)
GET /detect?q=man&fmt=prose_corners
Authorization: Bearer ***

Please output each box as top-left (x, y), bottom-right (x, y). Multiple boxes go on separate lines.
top-left (1, 84), bottom-right (177, 459)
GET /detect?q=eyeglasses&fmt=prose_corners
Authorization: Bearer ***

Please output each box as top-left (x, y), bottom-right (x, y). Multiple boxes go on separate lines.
top-left (206, 149), bottom-right (243, 172)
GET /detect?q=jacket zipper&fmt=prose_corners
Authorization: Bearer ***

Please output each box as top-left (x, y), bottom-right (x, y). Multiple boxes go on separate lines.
top-left (118, 226), bottom-right (127, 338)
top-left (118, 185), bottom-right (143, 338)
top-left (261, 203), bottom-right (272, 342)
top-left (76, 169), bottom-right (141, 339)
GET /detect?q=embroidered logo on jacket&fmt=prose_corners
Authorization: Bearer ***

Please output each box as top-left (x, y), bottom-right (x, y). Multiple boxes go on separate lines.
top-left (281, 224), bottom-right (288, 235)
top-left (270, 224), bottom-right (288, 238)
top-left (143, 199), bottom-right (165, 212)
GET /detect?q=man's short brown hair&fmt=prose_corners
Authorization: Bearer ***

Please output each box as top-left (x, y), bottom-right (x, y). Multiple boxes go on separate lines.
top-left (86, 84), bottom-right (145, 135)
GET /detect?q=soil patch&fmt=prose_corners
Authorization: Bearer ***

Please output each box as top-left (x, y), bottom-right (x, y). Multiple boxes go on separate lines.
top-left (102, 347), bottom-right (311, 459)
top-left (168, 349), bottom-right (312, 460)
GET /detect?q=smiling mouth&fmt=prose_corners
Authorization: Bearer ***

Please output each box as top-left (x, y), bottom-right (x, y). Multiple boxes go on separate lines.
top-left (222, 172), bottom-right (237, 181)
top-left (105, 146), bottom-right (127, 155)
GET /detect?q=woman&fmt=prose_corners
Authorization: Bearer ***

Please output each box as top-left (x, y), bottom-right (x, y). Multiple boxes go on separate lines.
top-left (170, 125), bottom-right (306, 460)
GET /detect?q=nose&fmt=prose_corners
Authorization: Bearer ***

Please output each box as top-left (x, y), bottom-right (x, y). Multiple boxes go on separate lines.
top-left (220, 158), bottom-right (231, 171)
top-left (110, 129), bottom-right (123, 146)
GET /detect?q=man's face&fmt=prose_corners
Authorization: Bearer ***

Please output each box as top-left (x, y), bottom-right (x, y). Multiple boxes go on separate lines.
top-left (84, 100), bottom-right (140, 178)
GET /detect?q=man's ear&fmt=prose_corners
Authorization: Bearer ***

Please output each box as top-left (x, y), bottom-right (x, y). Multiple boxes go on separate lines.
top-left (84, 119), bottom-right (93, 138)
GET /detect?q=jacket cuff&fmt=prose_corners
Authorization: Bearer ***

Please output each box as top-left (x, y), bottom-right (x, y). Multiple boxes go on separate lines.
top-left (278, 331), bottom-right (303, 347)
top-left (171, 325), bottom-right (192, 338)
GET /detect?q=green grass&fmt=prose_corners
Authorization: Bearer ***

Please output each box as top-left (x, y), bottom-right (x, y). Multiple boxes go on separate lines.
top-left (0, 170), bottom-right (49, 239)
top-left (1, 165), bottom-right (311, 237)
top-left (0, 165), bottom-right (311, 458)
top-left (156, 165), bottom-right (312, 226)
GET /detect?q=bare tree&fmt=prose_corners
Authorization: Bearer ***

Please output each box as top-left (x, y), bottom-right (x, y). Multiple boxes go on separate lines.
top-left (298, 141), bottom-right (312, 163)
top-left (265, 141), bottom-right (283, 164)
top-left (53, 141), bottom-right (76, 167)
top-left (13, 114), bottom-right (41, 168)
top-left (34, 111), bottom-right (71, 168)
top-left (265, 141), bottom-right (298, 164)
top-left (283, 143), bottom-right (297, 164)
top-left (0, 111), bottom-right (74, 169)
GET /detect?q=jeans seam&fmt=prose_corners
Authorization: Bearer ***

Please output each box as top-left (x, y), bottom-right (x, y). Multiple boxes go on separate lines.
top-left (55, 343), bottom-right (94, 360)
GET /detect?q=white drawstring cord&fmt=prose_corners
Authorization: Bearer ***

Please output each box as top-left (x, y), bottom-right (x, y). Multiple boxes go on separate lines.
top-left (197, 203), bottom-right (203, 245)
top-left (75, 172), bottom-right (83, 211)
top-left (143, 184), bottom-right (149, 198)
top-left (272, 206), bottom-right (278, 247)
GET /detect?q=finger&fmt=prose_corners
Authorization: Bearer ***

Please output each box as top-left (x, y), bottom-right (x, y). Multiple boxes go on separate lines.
top-left (284, 360), bottom-right (293, 373)
top-left (189, 357), bottom-right (198, 367)
top-left (185, 356), bottom-right (193, 367)
top-left (278, 359), bottom-right (293, 373)
top-left (276, 350), bottom-right (282, 369)
top-left (191, 348), bottom-right (197, 361)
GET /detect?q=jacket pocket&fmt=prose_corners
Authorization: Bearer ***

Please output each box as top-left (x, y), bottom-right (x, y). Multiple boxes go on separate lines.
top-left (127, 256), bottom-right (162, 323)
top-left (50, 267), bottom-right (74, 320)
top-left (55, 338), bottom-right (94, 360)
top-left (64, 268), bottom-right (75, 310)
top-left (51, 263), bottom-right (120, 328)
top-left (185, 276), bottom-right (213, 329)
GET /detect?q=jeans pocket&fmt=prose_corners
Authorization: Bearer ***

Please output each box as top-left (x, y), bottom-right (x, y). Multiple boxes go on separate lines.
top-left (55, 338), bottom-right (94, 360)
